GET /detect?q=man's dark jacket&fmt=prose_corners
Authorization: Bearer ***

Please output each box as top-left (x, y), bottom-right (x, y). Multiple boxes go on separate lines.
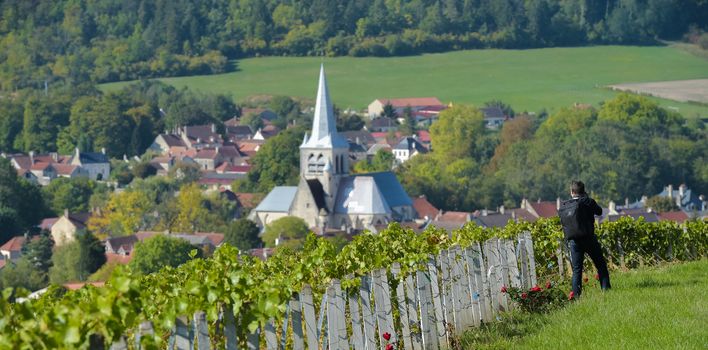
top-left (559, 195), bottom-right (603, 240)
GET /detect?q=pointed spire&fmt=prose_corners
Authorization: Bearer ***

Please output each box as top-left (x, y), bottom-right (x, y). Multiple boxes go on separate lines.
top-left (301, 132), bottom-right (309, 146)
top-left (301, 65), bottom-right (347, 149)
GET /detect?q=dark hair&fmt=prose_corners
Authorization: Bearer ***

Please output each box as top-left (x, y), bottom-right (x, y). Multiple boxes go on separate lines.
top-left (571, 181), bottom-right (586, 195)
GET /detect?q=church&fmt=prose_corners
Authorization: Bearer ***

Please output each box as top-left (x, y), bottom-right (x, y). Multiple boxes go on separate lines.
top-left (249, 66), bottom-right (414, 232)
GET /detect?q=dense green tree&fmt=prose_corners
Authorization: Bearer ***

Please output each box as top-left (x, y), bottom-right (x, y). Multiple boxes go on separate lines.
top-left (129, 235), bottom-right (202, 275)
top-left (48, 231), bottom-right (106, 283)
top-left (239, 127), bottom-right (306, 193)
top-left (22, 230), bottom-right (54, 274)
top-left (0, 98), bottom-right (24, 151)
top-left (336, 113), bottom-right (365, 132)
top-left (429, 104), bottom-right (486, 162)
top-left (1, 257), bottom-right (47, 291)
top-left (262, 216), bottom-right (310, 249)
top-left (354, 149), bottom-right (395, 173)
top-left (380, 102), bottom-right (397, 119)
top-left (42, 177), bottom-right (99, 215)
top-left (49, 241), bottom-right (81, 284)
top-left (0, 158), bottom-right (47, 244)
top-left (224, 219), bottom-right (262, 251)
top-left (646, 195), bottom-right (680, 212)
top-left (21, 95), bottom-right (70, 152)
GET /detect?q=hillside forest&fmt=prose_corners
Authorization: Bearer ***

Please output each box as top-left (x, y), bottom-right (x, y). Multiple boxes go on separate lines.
top-left (1, 0), bottom-right (707, 89)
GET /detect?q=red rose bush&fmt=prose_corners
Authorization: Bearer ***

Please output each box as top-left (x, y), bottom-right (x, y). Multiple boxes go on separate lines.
top-left (500, 280), bottom-right (568, 313)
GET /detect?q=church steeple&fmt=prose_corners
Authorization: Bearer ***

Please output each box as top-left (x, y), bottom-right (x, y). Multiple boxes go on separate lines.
top-left (301, 65), bottom-right (348, 149)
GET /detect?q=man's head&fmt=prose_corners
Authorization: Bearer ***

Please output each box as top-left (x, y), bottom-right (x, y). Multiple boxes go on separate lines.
top-left (570, 180), bottom-right (586, 197)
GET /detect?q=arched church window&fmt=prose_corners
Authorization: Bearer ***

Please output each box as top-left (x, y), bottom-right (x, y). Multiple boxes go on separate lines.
top-left (308, 154), bottom-right (316, 172)
top-left (316, 154), bottom-right (325, 173)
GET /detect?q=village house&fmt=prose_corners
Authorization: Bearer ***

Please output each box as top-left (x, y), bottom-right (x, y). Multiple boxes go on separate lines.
top-left (50, 210), bottom-right (91, 246)
top-left (0, 236), bottom-right (30, 261)
top-left (250, 66), bottom-right (414, 232)
top-left (69, 148), bottom-right (110, 181)
top-left (412, 195), bottom-right (439, 221)
top-left (656, 184), bottom-right (706, 213)
top-left (149, 124), bottom-right (224, 154)
top-left (392, 136), bottom-right (428, 164)
top-left (367, 97), bottom-right (445, 119)
top-left (427, 211), bottom-right (473, 232)
top-left (480, 106), bottom-right (509, 129)
top-left (3, 151), bottom-right (91, 185)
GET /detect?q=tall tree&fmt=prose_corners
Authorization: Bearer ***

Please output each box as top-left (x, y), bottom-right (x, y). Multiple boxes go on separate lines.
top-left (129, 235), bottom-right (202, 275)
top-left (224, 218), bottom-right (262, 251)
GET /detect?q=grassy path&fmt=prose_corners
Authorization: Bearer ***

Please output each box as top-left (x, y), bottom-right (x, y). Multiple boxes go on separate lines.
top-left (101, 46), bottom-right (708, 117)
top-left (461, 259), bottom-right (708, 349)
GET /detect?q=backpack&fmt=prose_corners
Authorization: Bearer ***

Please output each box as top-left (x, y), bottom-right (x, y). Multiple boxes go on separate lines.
top-left (558, 199), bottom-right (585, 240)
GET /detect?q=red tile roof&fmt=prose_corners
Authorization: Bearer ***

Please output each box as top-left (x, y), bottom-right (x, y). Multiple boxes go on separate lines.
top-left (135, 231), bottom-right (164, 241)
top-left (377, 97), bottom-right (444, 108)
top-left (39, 217), bottom-right (58, 230)
top-left (30, 162), bottom-right (52, 171)
top-left (53, 164), bottom-right (79, 176)
top-left (509, 208), bottom-right (538, 223)
top-left (63, 282), bottom-right (105, 290)
top-left (105, 253), bottom-right (132, 264)
top-left (530, 201), bottom-right (558, 218)
top-left (436, 211), bottom-right (472, 222)
top-left (0, 236), bottom-right (27, 252)
top-left (657, 211), bottom-right (689, 223)
top-left (235, 193), bottom-right (259, 209)
top-left (195, 232), bottom-right (225, 246)
top-left (416, 130), bottom-right (431, 142)
top-left (195, 149), bottom-right (218, 159)
top-left (412, 196), bottom-right (439, 220)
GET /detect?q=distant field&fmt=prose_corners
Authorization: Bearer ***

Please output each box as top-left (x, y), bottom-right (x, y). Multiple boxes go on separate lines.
top-left (609, 79), bottom-right (708, 104)
top-left (101, 45), bottom-right (708, 118)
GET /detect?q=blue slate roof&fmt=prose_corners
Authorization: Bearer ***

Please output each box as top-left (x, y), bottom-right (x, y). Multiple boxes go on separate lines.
top-left (657, 186), bottom-right (704, 211)
top-left (253, 186), bottom-right (298, 213)
top-left (334, 176), bottom-right (391, 215)
top-left (352, 171), bottom-right (413, 208)
top-left (79, 152), bottom-right (109, 164)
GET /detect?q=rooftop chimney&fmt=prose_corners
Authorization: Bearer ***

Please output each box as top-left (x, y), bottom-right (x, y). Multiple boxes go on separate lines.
top-left (101, 147), bottom-right (106, 155)
top-left (625, 198), bottom-right (629, 207)
top-left (609, 201), bottom-right (616, 215)
top-left (63, 209), bottom-right (69, 218)
top-left (211, 123), bottom-right (216, 133)
top-left (50, 152), bottom-right (58, 162)
top-left (667, 184), bottom-right (673, 199)
top-left (679, 184), bottom-right (686, 198)
top-left (499, 205), bottom-right (505, 214)
top-left (556, 197), bottom-right (561, 210)
top-left (29, 151), bottom-right (34, 164)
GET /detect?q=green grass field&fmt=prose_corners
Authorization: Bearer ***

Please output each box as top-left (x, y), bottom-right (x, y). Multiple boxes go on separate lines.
top-left (461, 260), bottom-right (708, 349)
top-left (101, 45), bottom-right (708, 118)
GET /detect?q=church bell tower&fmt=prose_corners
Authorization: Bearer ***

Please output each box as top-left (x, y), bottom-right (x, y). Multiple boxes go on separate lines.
top-left (299, 65), bottom-right (349, 216)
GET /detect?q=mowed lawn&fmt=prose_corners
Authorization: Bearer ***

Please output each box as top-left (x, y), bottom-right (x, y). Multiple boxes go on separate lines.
top-left (101, 45), bottom-right (708, 117)
top-left (461, 259), bottom-right (708, 349)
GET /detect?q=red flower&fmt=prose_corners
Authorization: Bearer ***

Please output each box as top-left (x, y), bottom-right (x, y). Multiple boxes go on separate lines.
top-left (568, 291), bottom-right (575, 300)
top-left (386, 344), bottom-right (394, 350)
top-left (583, 276), bottom-right (589, 283)
top-left (521, 292), bottom-right (527, 299)
top-left (595, 274), bottom-right (600, 280)
top-left (501, 286), bottom-right (507, 293)
top-left (545, 281), bottom-right (552, 289)
top-left (530, 285), bottom-right (542, 292)
top-left (383, 332), bottom-right (391, 341)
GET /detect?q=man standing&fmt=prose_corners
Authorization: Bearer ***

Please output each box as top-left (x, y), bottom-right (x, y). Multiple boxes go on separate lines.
top-left (558, 180), bottom-right (611, 298)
